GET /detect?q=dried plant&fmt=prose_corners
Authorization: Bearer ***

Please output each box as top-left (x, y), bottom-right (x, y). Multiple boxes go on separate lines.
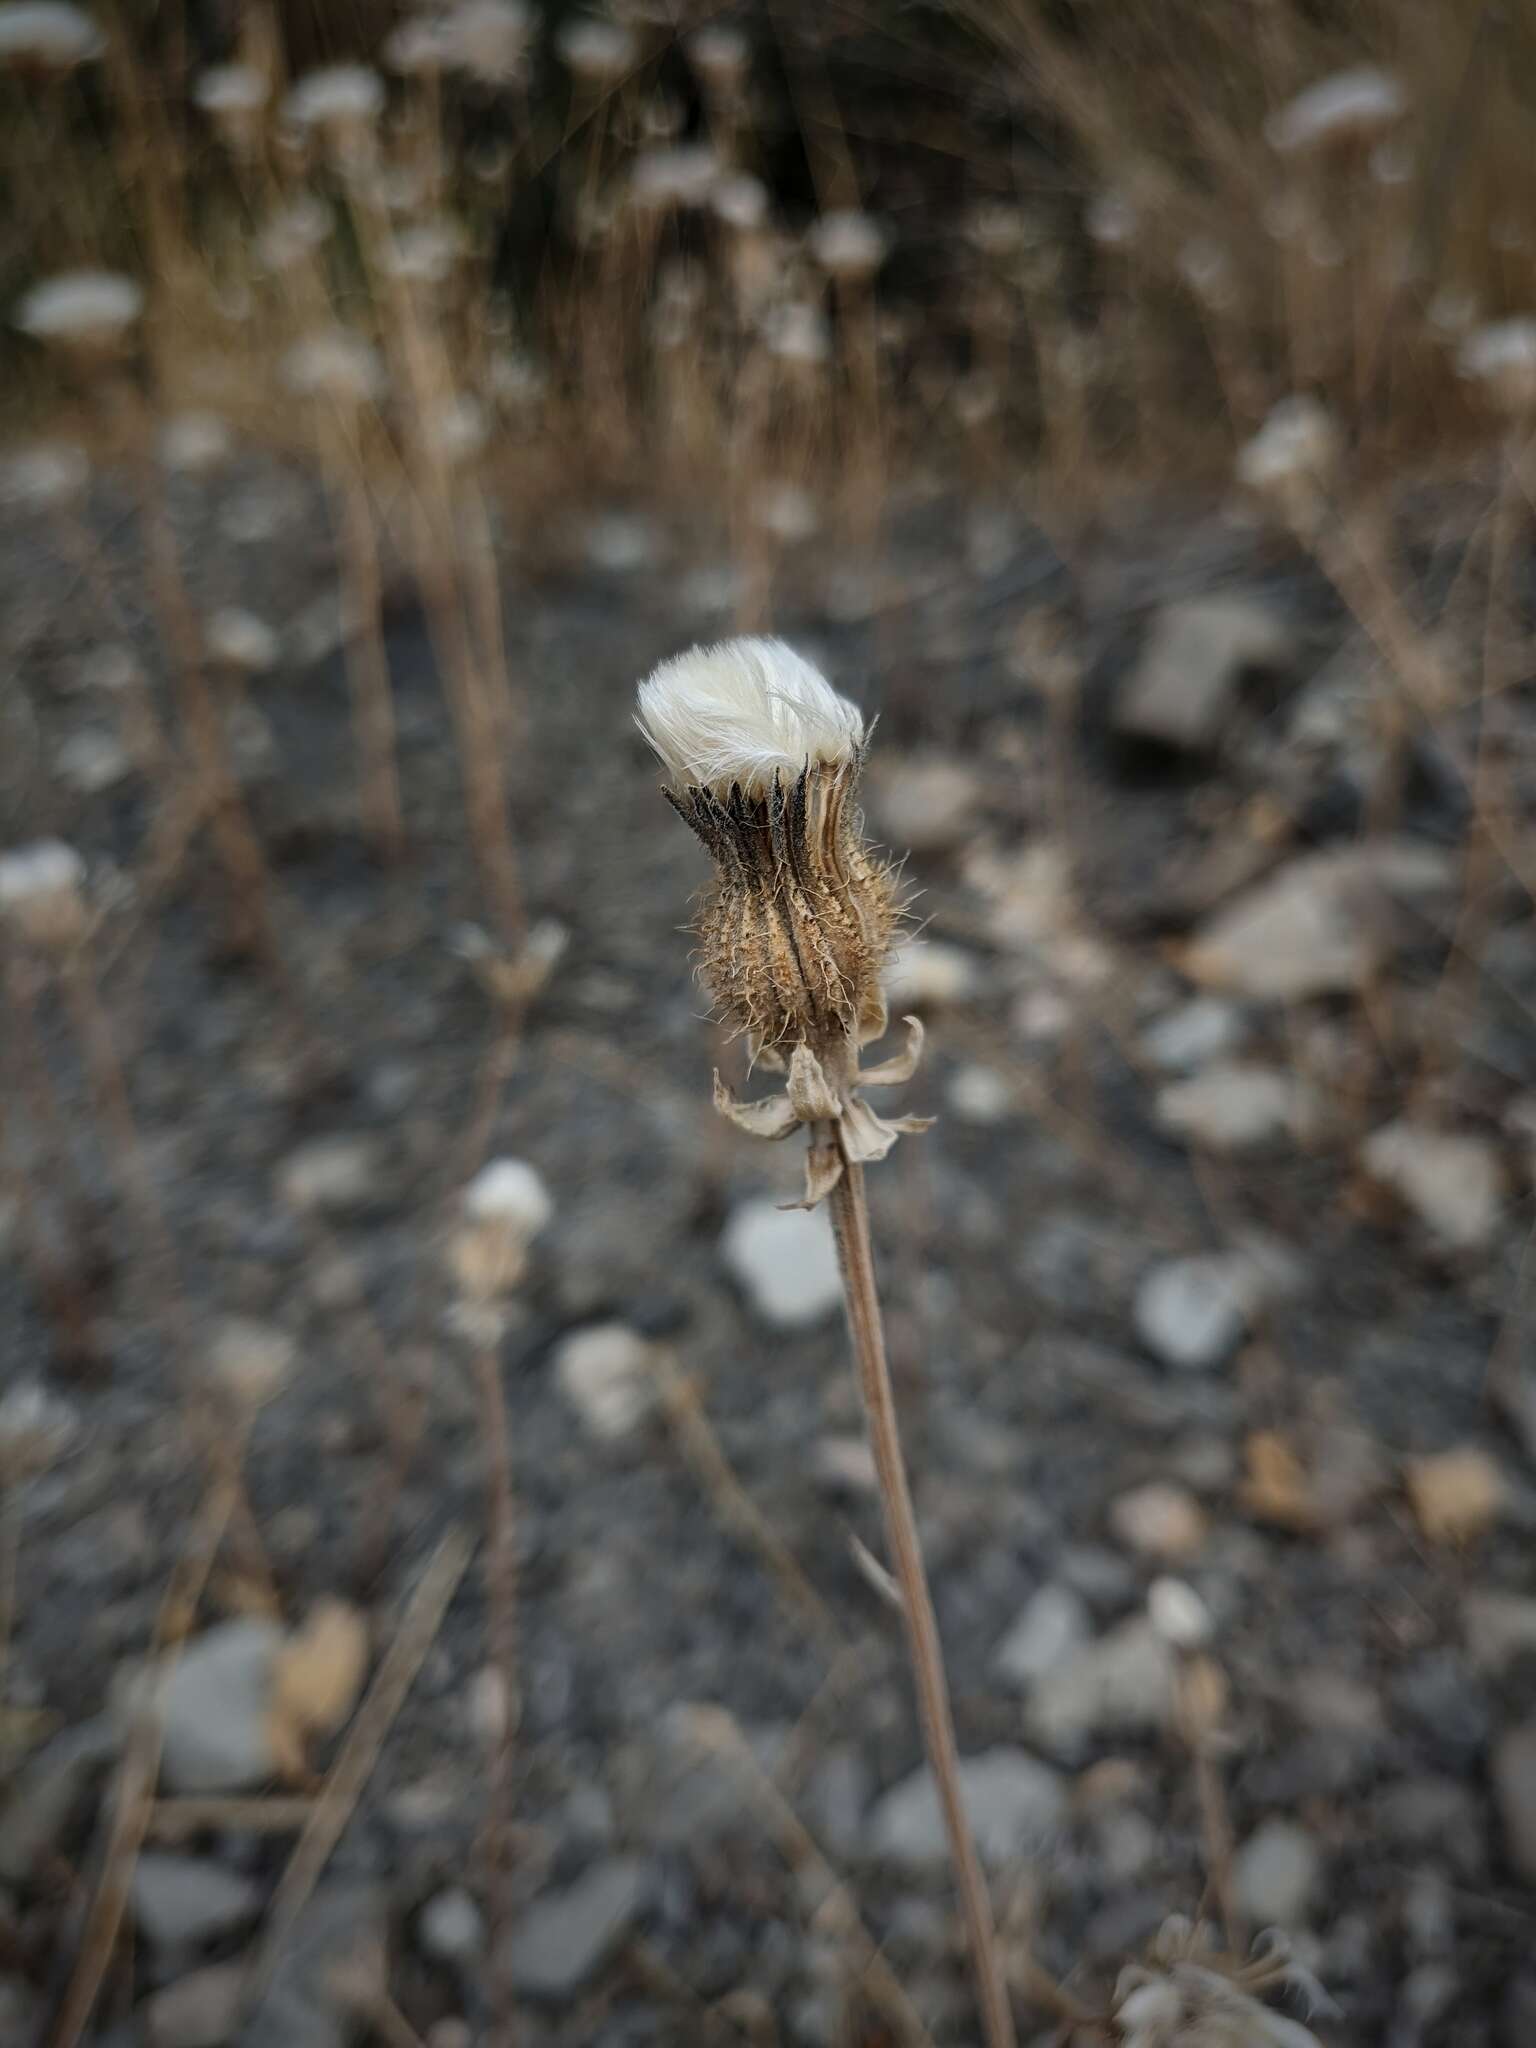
top-left (637, 637), bottom-right (1015, 2048)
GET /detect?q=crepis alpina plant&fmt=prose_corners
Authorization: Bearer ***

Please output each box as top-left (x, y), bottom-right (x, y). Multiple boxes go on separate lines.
top-left (637, 638), bottom-right (1016, 2048)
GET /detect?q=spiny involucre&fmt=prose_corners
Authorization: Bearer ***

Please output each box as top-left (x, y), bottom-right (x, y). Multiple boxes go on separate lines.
top-left (636, 637), bottom-right (927, 1206)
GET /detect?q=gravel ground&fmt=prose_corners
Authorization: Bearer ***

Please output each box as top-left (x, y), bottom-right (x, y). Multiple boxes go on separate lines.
top-left (2, 457), bottom-right (1536, 2046)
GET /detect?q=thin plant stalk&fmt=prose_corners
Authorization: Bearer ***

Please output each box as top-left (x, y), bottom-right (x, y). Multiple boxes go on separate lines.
top-left (469, 1337), bottom-right (521, 2044)
top-left (324, 441), bottom-right (406, 862)
top-left (826, 1159), bottom-right (1017, 2048)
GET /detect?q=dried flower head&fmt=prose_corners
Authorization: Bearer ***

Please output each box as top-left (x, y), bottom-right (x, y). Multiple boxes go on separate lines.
top-left (1236, 397), bottom-right (1339, 533)
top-left (637, 638), bottom-right (928, 1206)
top-left (194, 62), bottom-right (269, 151)
top-left (1112, 1918), bottom-right (1332, 2048)
top-left (1460, 317), bottom-right (1536, 417)
top-left (449, 1157), bottom-right (553, 1309)
top-left (687, 23), bottom-right (749, 87)
top-left (14, 269), bottom-right (143, 356)
top-left (0, 838), bottom-right (88, 951)
top-left (556, 15), bottom-right (636, 83)
top-left (205, 607), bottom-right (279, 674)
top-left (159, 410), bottom-right (233, 475)
top-left (1266, 65), bottom-right (1405, 156)
top-left (281, 329), bottom-right (386, 407)
top-left (807, 208), bottom-right (890, 280)
top-left (0, 440), bottom-right (90, 511)
top-left (0, 2), bottom-right (103, 72)
top-left (444, 0), bottom-right (532, 83)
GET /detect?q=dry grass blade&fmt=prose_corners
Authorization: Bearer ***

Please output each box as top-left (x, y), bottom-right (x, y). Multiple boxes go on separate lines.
top-left (237, 1527), bottom-right (472, 2023)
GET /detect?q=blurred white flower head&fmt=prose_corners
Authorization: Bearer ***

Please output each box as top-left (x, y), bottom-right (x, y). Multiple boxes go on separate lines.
top-left (256, 195), bottom-right (333, 273)
top-left (807, 209), bottom-right (890, 280)
top-left (383, 16), bottom-right (450, 76)
top-left (629, 143), bottom-right (719, 212)
top-left (281, 330), bottom-right (387, 406)
top-left (1236, 396), bottom-right (1340, 498)
top-left (556, 15), bottom-right (636, 83)
top-left (463, 1158), bottom-right (553, 1233)
top-left (205, 607), bottom-right (279, 674)
top-left (382, 219), bottom-right (466, 287)
top-left (1086, 189), bottom-right (1137, 248)
top-left (283, 63), bottom-right (385, 131)
top-left (14, 269), bottom-right (142, 350)
top-left (0, 3), bottom-right (104, 71)
top-left (0, 838), bottom-right (88, 949)
top-left (0, 1379), bottom-right (79, 1480)
top-left (687, 23), bottom-right (749, 88)
top-left (194, 62), bottom-right (269, 151)
top-left (711, 171), bottom-right (769, 234)
top-left (1266, 65), bottom-right (1406, 155)
top-left (159, 411), bottom-right (233, 475)
top-left (421, 393), bottom-right (488, 467)
top-left (444, 0), bottom-right (533, 85)
top-left (762, 300), bottom-right (830, 367)
top-left (1459, 317), bottom-right (1536, 415)
top-left (0, 441), bottom-right (91, 511)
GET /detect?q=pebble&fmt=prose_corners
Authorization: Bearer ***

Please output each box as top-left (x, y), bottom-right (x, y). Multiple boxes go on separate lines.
top-left (1359, 1121), bottom-right (1503, 1251)
top-left (131, 1853), bottom-right (262, 1948)
top-left (277, 1135), bottom-right (384, 1217)
top-left (1141, 996), bottom-right (1245, 1075)
top-left (1404, 1447), bottom-right (1504, 1545)
top-left (1027, 1618), bottom-right (1175, 1753)
top-left (143, 1963), bottom-right (245, 2048)
top-left (871, 752), bottom-right (982, 852)
top-left (1133, 1253), bottom-right (1260, 1370)
top-left (944, 1064), bottom-right (1012, 1124)
top-left (1231, 1818), bottom-right (1322, 1926)
top-left (864, 1748), bottom-right (1065, 1869)
top-left (1465, 1590), bottom-right (1536, 1674)
top-left (720, 1201), bottom-right (842, 1329)
top-left (205, 1316), bottom-right (296, 1410)
top-left (1183, 842), bottom-right (1450, 1000)
top-left (1156, 1062), bottom-right (1312, 1152)
top-left (884, 940), bottom-right (981, 1008)
top-left (418, 1886), bottom-right (485, 1964)
top-left (1115, 595), bottom-right (1293, 751)
top-left (553, 1322), bottom-right (660, 1442)
top-left (992, 1583), bottom-right (1090, 1689)
top-left (155, 1619), bottom-right (283, 1794)
top-left (56, 727), bottom-right (131, 793)
top-left (1492, 1723), bottom-right (1536, 1885)
top-left (502, 1857), bottom-right (649, 1999)
top-left (1108, 1481), bottom-right (1207, 1562)
top-left (243, 1880), bottom-right (387, 2048)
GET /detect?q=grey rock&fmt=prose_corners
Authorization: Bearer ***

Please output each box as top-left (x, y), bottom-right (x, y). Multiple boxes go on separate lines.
top-left (1141, 997), bottom-right (1245, 1075)
top-left (276, 1135), bottom-right (384, 1217)
top-left (131, 1854), bottom-right (262, 1948)
top-left (865, 1748), bottom-right (1065, 1869)
top-left (1156, 1062), bottom-right (1313, 1153)
top-left (418, 1886), bottom-right (485, 1964)
top-left (871, 752), bottom-right (984, 853)
top-left (1493, 1723), bottom-right (1536, 1886)
top-left (143, 1962), bottom-right (245, 2048)
top-left (1392, 1650), bottom-right (1490, 1765)
top-left (1232, 1818), bottom-right (1322, 1927)
top-left (1116, 595), bottom-right (1292, 751)
top-left (243, 1881), bottom-right (386, 2048)
top-left (1500, 1974), bottom-right (1536, 2048)
top-left (992, 1584), bottom-right (1091, 1689)
top-left (1027, 1619), bottom-right (1175, 1753)
top-left (611, 1710), bottom-right (787, 1849)
top-left (719, 1201), bottom-right (841, 1329)
top-left (1376, 1777), bottom-right (1487, 1879)
top-left (502, 1857), bottom-right (649, 1999)
top-left (1466, 1590), bottom-right (1536, 1675)
top-left (1133, 1254), bottom-right (1258, 1371)
top-left (156, 1620), bottom-right (282, 1794)
top-left (1359, 1120), bottom-right (1503, 1251)
top-left (0, 1716), bottom-right (119, 1883)
top-left (553, 1322), bottom-right (660, 1442)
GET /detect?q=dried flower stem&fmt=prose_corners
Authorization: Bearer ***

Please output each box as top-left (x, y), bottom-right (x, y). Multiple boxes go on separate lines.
top-left (825, 1160), bottom-right (1016, 2048)
top-left (469, 1338), bottom-right (522, 2039)
top-left (327, 454), bottom-right (405, 862)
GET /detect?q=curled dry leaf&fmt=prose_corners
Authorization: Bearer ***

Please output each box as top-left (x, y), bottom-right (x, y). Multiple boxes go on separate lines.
top-left (267, 1598), bottom-right (370, 1779)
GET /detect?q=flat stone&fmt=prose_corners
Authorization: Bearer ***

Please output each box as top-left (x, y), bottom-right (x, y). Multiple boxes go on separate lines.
top-left (992, 1584), bottom-right (1091, 1689)
top-left (871, 752), bottom-right (983, 852)
top-left (143, 1963), bottom-right (245, 2048)
top-left (502, 1857), bottom-right (649, 1999)
top-left (205, 1316), bottom-right (296, 1410)
top-left (1466, 1591), bottom-right (1536, 1674)
top-left (243, 1881), bottom-right (387, 2048)
top-left (132, 1854), bottom-right (262, 1948)
top-left (865, 1748), bottom-right (1065, 1870)
top-left (553, 1323), bottom-right (660, 1442)
top-left (1027, 1619), bottom-right (1176, 1754)
top-left (1108, 1482), bottom-right (1207, 1562)
top-left (720, 1201), bottom-right (842, 1329)
top-left (1156, 1063), bottom-right (1312, 1152)
top-left (1232, 1818), bottom-right (1322, 1926)
top-left (1493, 1723), bottom-right (1536, 1886)
top-left (884, 940), bottom-right (981, 1008)
top-left (418, 1886), bottom-right (485, 1964)
top-left (1184, 843), bottom-right (1450, 1000)
top-left (1116, 595), bottom-right (1293, 750)
top-left (1359, 1121), bottom-right (1503, 1251)
top-left (155, 1620), bottom-right (283, 1794)
top-left (1133, 1254), bottom-right (1261, 1370)
top-left (277, 1136), bottom-right (385, 1217)
top-left (1141, 997), bottom-right (1245, 1075)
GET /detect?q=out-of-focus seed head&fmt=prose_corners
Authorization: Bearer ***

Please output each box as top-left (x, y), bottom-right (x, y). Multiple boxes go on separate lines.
top-left (282, 64), bottom-right (384, 171)
top-left (0, 838), bottom-right (88, 951)
top-left (0, 1378), bottom-right (79, 1480)
top-left (1235, 396), bottom-right (1340, 533)
top-left (205, 607), bottom-right (279, 675)
top-left (807, 209), bottom-right (890, 280)
top-left (1265, 65), bottom-right (1406, 156)
top-left (711, 171), bottom-right (769, 234)
top-left (629, 143), bottom-right (719, 213)
top-left (687, 23), bottom-right (749, 89)
top-left (450, 1158), bottom-right (553, 1307)
top-left (281, 329), bottom-right (387, 407)
top-left (159, 411), bottom-right (233, 475)
top-left (444, 0), bottom-right (533, 85)
top-left (556, 15), bottom-right (636, 83)
top-left (194, 62), bottom-right (269, 152)
top-left (1460, 317), bottom-right (1536, 417)
top-left (256, 195), bottom-right (333, 274)
top-left (0, 441), bottom-right (91, 512)
top-left (0, 2), bottom-right (103, 72)
top-left (14, 270), bottom-right (143, 358)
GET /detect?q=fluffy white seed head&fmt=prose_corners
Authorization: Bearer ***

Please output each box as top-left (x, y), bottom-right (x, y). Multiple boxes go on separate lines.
top-left (1460, 316), bottom-right (1536, 414)
top-left (1266, 66), bottom-right (1406, 155)
top-left (0, 440), bottom-right (90, 510)
top-left (807, 208), bottom-right (890, 278)
top-left (283, 64), bottom-right (384, 131)
top-left (0, 838), bottom-right (87, 948)
top-left (463, 1157), bottom-right (553, 1236)
top-left (0, 1378), bottom-right (79, 1478)
top-left (281, 329), bottom-right (386, 405)
top-left (0, 3), bottom-right (103, 69)
top-left (1236, 396), bottom-right (1340, 494)
top-left (205, 607), bottom-right (279, 674)
top-left (159, 410), bottom-right (232, 474)
top-left (444, 0), bottom-right (532, 83)
top-left (557, 16), bottom-right (636, 81)
top-left (636, 637), bottom-right (864, 796)
top-left (14, 270), bottom-right (142, 347)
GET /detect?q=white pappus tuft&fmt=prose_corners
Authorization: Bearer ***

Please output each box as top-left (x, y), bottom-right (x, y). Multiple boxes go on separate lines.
top-left (636, 637), bottom-right (864, 796)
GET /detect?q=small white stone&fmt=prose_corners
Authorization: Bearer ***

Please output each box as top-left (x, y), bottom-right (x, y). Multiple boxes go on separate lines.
top-left (418, 1886), bottom-right (485, 1963)
top-left (884, 940), bottom-right (980, 1009)
top-left (1156, 1062), bottom-right (1311, 1152)
top-left (1108, 1482), bottom-right (1206, 1562)
top-left (554, 1323), bottom-right (658, 1442)
top-left (1266, 66), bottom-right (1405, 154)
top-left (945, 1064), bottom-right (1012, 1125)
top-left (1141, 997), bottom-right (1244, 1074)
top-left (871, 752), bottom-right (981, 853)
top-left (278, 1134), bottom-right (383, 1216)
top-left (1148, 1576), bottom-right (1214, 1649)
top-left (14, 269), bottom-right (142, 345)
top-left (1134, 1254), bottom-right (1260, 1371)
top-left (153, 1621), bottom-right (284, 1793)
top-left (1360, 1120), bottom-right (1502, 1251)
top-left (0, 441), bottom-right (91, 510)
top-left (206, 1316), bottom-right (295, 1409)
top-left (866, 1749), bottom-right (1065, 1868)
top-left (159, 412), bottom-right (233, 474)
top-left (720, 1200), bottom-right (842, 1329)
top-left (55, 727), bottom-right (130, 793)
top-left (0, 4), bottom-right (104, 68)
top-left (205, 607), bottom-right (278, 674)
top-left (463, 1158), bottom-right (552, 1236)
top-left (1232, 1818), bottom-right (1322, 1926)
top-left (992, 1584), bottom-right (1090, 1689)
